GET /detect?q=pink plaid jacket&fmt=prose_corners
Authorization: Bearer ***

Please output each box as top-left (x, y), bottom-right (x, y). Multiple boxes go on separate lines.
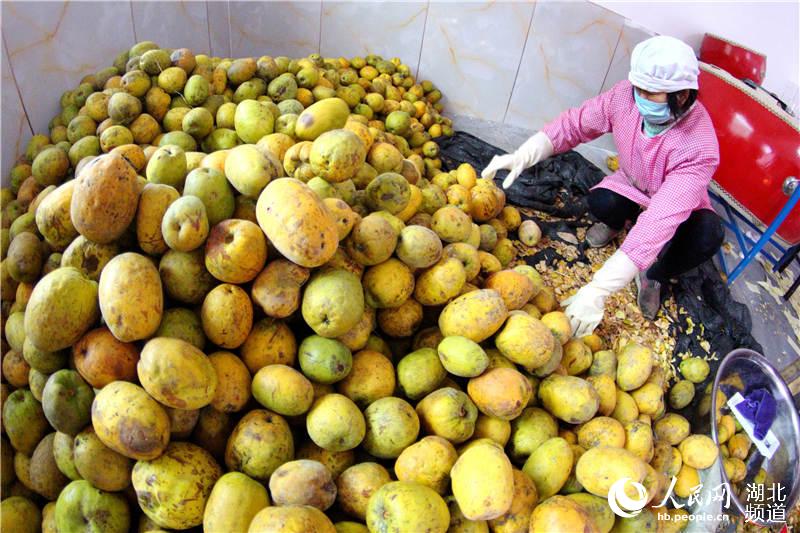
top-left (542, 80), bottom-right (720, 270)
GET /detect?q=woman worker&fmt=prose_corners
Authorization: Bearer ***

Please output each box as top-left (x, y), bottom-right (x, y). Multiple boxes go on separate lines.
top-left (482, 36), bottom-right (724, 337)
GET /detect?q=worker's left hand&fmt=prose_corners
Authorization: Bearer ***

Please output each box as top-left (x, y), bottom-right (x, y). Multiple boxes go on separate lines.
top-left (562, 250), bottom-right (639, 337)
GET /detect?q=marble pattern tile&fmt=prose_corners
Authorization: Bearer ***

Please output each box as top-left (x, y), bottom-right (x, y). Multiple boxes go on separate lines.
top-left (588, 21), bottom-right (653, 155)
top-left (506, 0), bottom-right (624, 132)
top-left (417, 1), bottom-right (535, 122)
top-left (229, 1), bottom-right (321, 59)
top-left (320, 1), bottom-right (427, 75)
top-left (600, 20), bottom-right (655, 93)
top-left (132, 0), bottom-right (211, 54)
top-left (207, 0), bottom-right (232, 57)
top-left (2, 0), bottom-right (136, 133)
top-left (2, 40), bottom-right (32, 184)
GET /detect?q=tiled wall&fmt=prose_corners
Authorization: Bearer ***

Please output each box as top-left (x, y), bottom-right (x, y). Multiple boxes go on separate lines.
top-left (1, 0), bottom-right (655, 182)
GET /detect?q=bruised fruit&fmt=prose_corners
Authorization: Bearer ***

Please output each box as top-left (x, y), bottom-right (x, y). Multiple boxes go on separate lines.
top-left (205, 219), bottom-right (267, 283)
top-left (73, 427), bottom-right (132, 492)
top-left (25, 267), bottom-right (99, 352)
top-left (337, 462), bottom-right (392, 520)
top-left (3, 389), bottom-right (49, 455)
top-left (269, 459), bottom-right (336, 510)
top-left (310, 129), bottom-right (367, 183)
top-left (362, 397), bottom-right (420, 459)
top-left (439, 289), bottom-right (508, 343)
top-left (42, 369), bottom-right (94, 435)
top-left (71, 153), bottom-right (139, 244)
top-left (55, 481), bottom-right (130, 533)
top-left (137, 337), bottom-right (217, 410)
top-left (225, 409), bottom-right (294, 481)
top-left (302, 269), bottom-right (365, 338)
top-left (132, 442), bottom-right (221, 529)
top-left (257, 178), bottom-right (339, 267)
top-left (91, 381), bottom-right (170, 461)
top-left (99, 253), bottom-right (163, 342)
top-left (366, 481), bottom-right (450, 533)
top-left (416, 387), bottom-right (478, 444)
top-left (467, 367), bottom-right (532, 421)
top-left (365, 172), bottom-right (411, 214)
top-left (251, 259), bottom-right (310, 318)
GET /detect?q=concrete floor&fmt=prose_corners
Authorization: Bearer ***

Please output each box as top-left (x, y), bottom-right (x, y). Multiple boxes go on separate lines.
top-left (452, 115), bottom-right (800, 383)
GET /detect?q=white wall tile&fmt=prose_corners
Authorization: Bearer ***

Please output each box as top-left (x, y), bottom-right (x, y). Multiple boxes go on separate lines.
top-left (601, 20), bottom-right (654, 92)
top-left (590, 20), bottom-right (653, 155)
top-left (417, 1), bottom-right (535, 122)
top-left (2, 41), bottom-right (32, 185)
top-left (2, 0), bottom-right (136, 133)
top-left (506, 0), bottom-right (624, 131)
top-left (320, 1), bottom-right (427, 75)
top-left (207, 0), bottom-right (231, 57)
top-left (229, 1), bottom-right (321, 59)
top-left (132, 0), bottom-right (211, 54)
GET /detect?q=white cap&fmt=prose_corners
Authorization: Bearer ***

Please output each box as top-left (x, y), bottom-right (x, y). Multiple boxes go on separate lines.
top-left (628, 36), bottom-right (699, 93)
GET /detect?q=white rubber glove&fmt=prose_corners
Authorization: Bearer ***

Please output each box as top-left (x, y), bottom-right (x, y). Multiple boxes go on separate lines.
top-left (561, 250), bottom-right (639, 337)
top-left (481, 131), bottom-right (554, 189)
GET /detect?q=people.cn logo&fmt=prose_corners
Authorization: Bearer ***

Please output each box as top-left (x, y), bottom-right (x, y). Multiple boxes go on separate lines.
top-left (607, 478), bottom-right (649, 518)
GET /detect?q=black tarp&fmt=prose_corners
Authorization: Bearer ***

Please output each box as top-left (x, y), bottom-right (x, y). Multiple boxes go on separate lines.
top-left (439, 130), bottom-right (763, 382)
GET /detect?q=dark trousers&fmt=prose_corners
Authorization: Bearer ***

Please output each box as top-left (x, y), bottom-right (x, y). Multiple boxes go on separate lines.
top-left (587, 188), bottom-right (724, 283)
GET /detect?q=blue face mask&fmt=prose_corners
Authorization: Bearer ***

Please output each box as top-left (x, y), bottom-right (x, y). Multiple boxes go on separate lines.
top-left (634, 90), bottom-right (672, 125)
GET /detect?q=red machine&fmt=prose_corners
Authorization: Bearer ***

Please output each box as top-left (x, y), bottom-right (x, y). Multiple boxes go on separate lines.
top-left (698, 62), bottom-right (800, 245)
top-left (700, 33), bottom-right (767, 85)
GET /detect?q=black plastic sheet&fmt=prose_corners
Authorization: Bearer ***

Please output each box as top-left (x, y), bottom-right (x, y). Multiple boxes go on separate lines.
top-left (441, 130), bottom-right (762, 373)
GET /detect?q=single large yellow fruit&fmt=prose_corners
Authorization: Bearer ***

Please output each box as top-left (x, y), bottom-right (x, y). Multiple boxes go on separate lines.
top-left (203, 472), bottom-right (270, 533)
top-left (438, 289), bottom-right (508, 343)
top-left (201, 283), bottom-right (253, 349)
top-left (137, 337), bottom-right (217, 410)
top-left (577, 416), bottom-right (626, 449)
top-left (70, 153), bottom-right (139, 244)
top-left (575, 446), bottom-right (648, 498)
top-left (467, 367), bottom-right (532, 421)
top-left (538, 375), bottom-right (599, 424)
top-left (301, 269), bottom-right (365, 338)
top-left (132, 442), bottom-right (221, 530)
top-left (394, 435), bottom-right (458, 495)
top-left (136, 183), bottom-right (179, 256)
top-left (24, 267), bottom-right (99, 352)
top-left (256, 178), bottom-right (338, 267)
top-left (616, 342), bottom-right (654, 391)
top-left (99, 253), bottom-right (163, 342)
top-left (522, 437), bottom-right (573, 499)
top-left (494, 312), bottom-right (555, 370)
top-left (295, 97), bottom-right (350, 141)
top-left (678, 434), bottom-right (719, 469)
top-left (336, 462), bottom-right (392, 520)
top-left (450, 441), bottom-right (513, 520)
top-left (91, 381), bottom-right (170, 461)
top-left (225, 409), bottom-right (294, 481)
top-left (366, 481), bottom-right (450, 533)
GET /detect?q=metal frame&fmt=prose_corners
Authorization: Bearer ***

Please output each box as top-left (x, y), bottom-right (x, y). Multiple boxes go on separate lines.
top-left (711, 181), bottom-right (800, 298)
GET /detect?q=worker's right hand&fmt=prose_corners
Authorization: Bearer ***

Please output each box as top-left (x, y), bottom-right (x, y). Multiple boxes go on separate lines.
top-left (561, 250), bottom-right (639, 336)
top-left (481, 131), bottom-right (554, 189)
